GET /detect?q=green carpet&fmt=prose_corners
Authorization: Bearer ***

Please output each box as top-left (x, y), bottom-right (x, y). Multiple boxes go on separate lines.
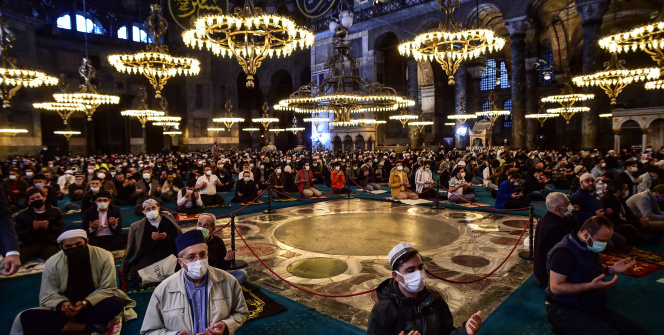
top-left (480, 271), bottom-right (664, 334)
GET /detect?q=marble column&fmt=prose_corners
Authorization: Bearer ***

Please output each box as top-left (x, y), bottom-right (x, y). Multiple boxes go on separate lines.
top-left (453, 62), bottom-right (467, 149)
top-left (407, 60), bottom-right (420, 148)
top-left (466, 65), bottom-right (485, 116)
top-left (577, 0), bottom-right (609, 149)
top-left (505, 16), bottom-right (530, 149)
top-left (642, 128), bottom-right (648, 152)
top-left (613, 131), bottom-right (621, 152)
top-left (525, 57), bottom-right (539, 149)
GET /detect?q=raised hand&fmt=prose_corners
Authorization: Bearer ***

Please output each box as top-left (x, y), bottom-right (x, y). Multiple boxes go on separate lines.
top-left (589, 273), bottom-right (618, 290)
top-left (611, 257), bottom-right (636, 274)
top-left (465, 311), bottom-right (482, 335)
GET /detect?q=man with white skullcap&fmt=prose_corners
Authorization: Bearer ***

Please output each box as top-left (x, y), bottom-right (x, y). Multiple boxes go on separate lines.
top-left (122, 198), bottom-right (182, 282)
top-left (367, 242), bottom-right (482, 335)
top-left (12, 226), bottom-right (136, 335)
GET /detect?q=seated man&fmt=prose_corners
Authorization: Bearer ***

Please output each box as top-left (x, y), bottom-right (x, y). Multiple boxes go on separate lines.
top-left (534, 192), bottom-right (573, 288)
top-left (232, 171), bottom-right (258, 203)
top-left (141, 230), bottom-right (248, 335)
top-left (600, 181), bottom-right (646, 246)
top-left (546, 216), bottom-right (650, 334)
top-left (389, 162), bottom-right (418, 200)
top-left (414, 161), bottom-right (437, 199)
top-left (368, 242), bottom-right (482, 335)
top-left (268, 167), bottom-right (291, 199)
top-left (295, 162), bottom-right (322, 198)
top-left (523, 169), bottom-right (552, 201)
top-left (64, 174), bottom-right (86, 211)
top-left (625, 184), bottom-right (664, 234)
top-left (13, 227), bottom-right (136, 335)
top-left (282, 165), bottom-right (297, 193)
top-left (82, 190), bottom-right (127, 251)
top-left (81, 177), bottom-right (108, 215)
top-left (2, 168), bottom-right (29, 211)
top-left (216, 167), bottom-right (234, 193)
top-left (196, 165), bottom-right (225, 207)
top-left (495, 173), bottom-right (531, 210)
top-left (196, 213), bottom-right (247, 284)
top-left (311, 159), bottom-right (326, 185)
top-left (570, 173), bottom-right (606, 226)
top-left (14, 188), bottom-right (65, 264)
top-left (113, 172), bottom-right (136, 206)
top-left (330, 162), bottom-right (352, 194)
top-left (359, 158), bottom-right (381, 192)
top-left (31, 173), bottom-right (58, 207)
top-left (159, 174), bottom-right (180, 203)
top-left (176, 179), bottom-right (204, 215)
top-left (122, 199), bottom-right (182, 282)
top-left (134, 168), bottom-right (162, 215)
top-left (447, 166), bottom-right (473, 203)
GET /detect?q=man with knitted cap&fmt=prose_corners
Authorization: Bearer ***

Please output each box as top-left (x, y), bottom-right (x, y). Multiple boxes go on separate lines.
top-left (368, 242), bottom-right (482, 335)
top-left (13, 226), bottom-right (136, 335)
top-left (570, 173), bottom-right (606, 226)
top-left (141, 229), bottom-right (248, 335)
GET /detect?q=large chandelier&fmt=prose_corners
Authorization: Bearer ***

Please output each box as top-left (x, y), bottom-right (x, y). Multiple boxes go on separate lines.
top-left (182, 0), bottom-right (314, 88)
top-left (108, 5), bottom-right (200, 99)
top-left (409, 120), bottom-right (434, 132)
top-left (242, 125), bottom-right (260, 134)
top-left (447, 98), bottom-right (476, 124)
top-left (0, 16), bottom-right (58, 108)
top-left (33, 76), bottom-right (86, 125)
top-left (286, 115), bottom-right (305, 134)
top-left (164, 131), bottom-right (182, 139)
top-left (599, 12), bottom-right (664, 67)
top-left (303, 112), bottom-right (328, 131)
top-left (398, 0), bottom-right (505, 85)
top-left (0, 128), bottom-right (28, 137)
top-left (252, 102), bottom-right (279, 128)
top-left (148, 99), bottom-right (181, 131)
top-left (526, 103), bottom-right (559, 127)
top-left (389, 110), bottom-right (419, 127)
top-left (572, 53), bottom-right (660, 105)
top-left (54, 129), bottom-right (82, 141)
top-left (275, 18), bottom-right (414, 127)
top-left (213, 100), bottom-right (244, 129)
top-left (541, 80), bottom-right (594, 124)
top-left (121, 87), bottom-right (165, 127)
top-left (475, 91), bottom-right (510, 126)
top-left (54, 58), bottom-right (120, 120)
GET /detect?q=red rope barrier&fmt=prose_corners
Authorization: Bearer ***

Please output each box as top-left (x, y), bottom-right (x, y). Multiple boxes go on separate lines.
top-left (234, 227), bottom-right (377, 297)
top-left (427, 217), bottom-right (533, 284)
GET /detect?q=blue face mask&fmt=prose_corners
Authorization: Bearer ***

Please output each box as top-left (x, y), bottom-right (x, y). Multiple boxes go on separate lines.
top-left (586, 235), bottom-right (607, 253)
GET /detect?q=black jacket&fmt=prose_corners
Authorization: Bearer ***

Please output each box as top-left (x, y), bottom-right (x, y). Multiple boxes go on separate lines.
top-left (0, 187), bottom-right (19, 255)
top-left (533, 211), bottom-right (574, 287)
top-left (600, 193), bottom-right (639, 227)
top-left (367, 278), bottom-right (466, 335)
top-left (13, 205), bottom-right (64, 247)
top-left (81, 205), bottom-right (124, 236)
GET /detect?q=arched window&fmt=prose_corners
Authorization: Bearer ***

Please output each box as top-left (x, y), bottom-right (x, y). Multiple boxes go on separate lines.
top-left (117, 25), bottom-right (151, 43)
top-left (482, 100), bottom-right (492, 111)
top-left (503, 99), bottom-right (512, 128)
top-left (56, 13), bottom-right (104, 35)
top-left (480, 59), bottom-right (496, 91)
top-left (538, 48), bottom-right (555, 85)
top-left (500, 62), bottom-right (510, 89)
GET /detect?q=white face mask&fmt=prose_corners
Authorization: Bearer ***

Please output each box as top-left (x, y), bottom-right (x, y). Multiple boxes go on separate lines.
top-left (460, 173), bottom-right (466, 178)
top-left (183, 258), bottom-right (209, 280)
top-left (631, 167), bottom-right (638, 173)
top-left (397, 166), bottom-right (403, 171)
top-left (600, 163), bottom-right (606, 168)
top-left (143, 173), bottom-right (151, 180)
top-left (562, 204), bottom-right (572, 216)
top-left (88, 169), bottom-right (95, 174)
top-left (205, 170), bottom-right (212, 176)
top-left (395, 270), bottom-right (426, 293)
top-left (97, 173), bottom-right (106, 179)
top-left (305, 166), bottom-right (310, 170)
top-left (335, 167), bottom-right (340, 171)
top-left (91, 186), bottom-right (100, 193)
top-left (276, 169), bottom-right (282, 174)
top-left (244, 177), bottom-right (250, 182)
top-left (145, 209), bottom-right (160, 220)
top-left (97, 202), bottom-right (109, 210)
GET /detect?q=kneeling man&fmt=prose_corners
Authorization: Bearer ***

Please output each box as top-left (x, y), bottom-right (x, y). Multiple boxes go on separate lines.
top-left (13, 226), bottom-right (136, 335)
top-left (141, 230), bottom-right (249, 335)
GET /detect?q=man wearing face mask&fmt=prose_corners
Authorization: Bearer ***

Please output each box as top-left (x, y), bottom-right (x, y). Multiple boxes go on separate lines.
top-left (13, 227), bottom-right (136, 335)
top-left (295, 162), bottom-right (322, 198)
top-left (176, 179), bottom-right (204, 215)
top-left (534, 192), bottom-right (574, 288)
top-left (13, 188), bottom-right (65, 264)
top-left (601, 181), bottom-right (647, 246)
top-left (232, 171), bottom-right (258, 203)
top-left (2, 168), bottom-right (29, 211)
top-left (141, 230), bottom-right (248, 335)
top-left (330, 162), bottom-right (352, 195)
top-left (545, 216), bottom-right (648, 334)
top-left (134, 167), bottom-right (163, 216)
top-left (196, 166), bottom-right (225, 207)
top-left (29, 173), bottom-right (58, 207)
top-left (196, 213), bottom-right (247, 284)
top-left (389, 162), bottom-right (418, 200)
top-left (64, 174), bottom-right (86, 211)
top-left (82, 191), bottom-right (127, 251)
top-left (368, 242), bottom-right (483, 335)
top-left (625, 184), bottom-right (664, 234)
top-left (636, 165), bottom-right (659, 193)
top-left (123, 199), bottom-right (182, 282)
top-left (617, 160), bottom-right (641, 198)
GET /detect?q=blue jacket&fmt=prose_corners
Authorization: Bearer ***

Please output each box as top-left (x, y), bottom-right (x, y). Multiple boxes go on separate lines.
top-left (569, 188), bottom-right (602, 225)
top-left (495, 179), bottom-right (514, 209)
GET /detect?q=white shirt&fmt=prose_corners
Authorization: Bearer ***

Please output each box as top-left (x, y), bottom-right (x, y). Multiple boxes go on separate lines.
top-left (177, 190), bottom-right (204, 208)
top-left (93, 209), bottom-right (113, 237)
top-left (415, 168), bottom-right (433, 193)
top-left (196, 175), bottom-right (219, 195)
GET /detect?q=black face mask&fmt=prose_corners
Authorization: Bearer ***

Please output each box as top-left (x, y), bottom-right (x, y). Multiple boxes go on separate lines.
top-left (64, 244), bottom-right (89, 262)
top-left (31, 200), bottom-right (44, 209)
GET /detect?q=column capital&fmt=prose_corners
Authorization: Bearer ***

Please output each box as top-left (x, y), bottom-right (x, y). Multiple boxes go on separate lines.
top-left (576, 0), bottom-right (609, 25)
top-left (504, 16), bottom-right (531, 36)
top-left (466, 66), bottom-right (486, 79)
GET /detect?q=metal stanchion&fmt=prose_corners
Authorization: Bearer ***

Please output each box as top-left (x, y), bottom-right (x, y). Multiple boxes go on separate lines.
top-left (263, 184), bottom-right (276, 214)
top-left (519, 205), bottom-right (535, 261)
top-left (431, 180), bottom-right (446, 210)
top-left (229, 214), bottom-right (248, 269)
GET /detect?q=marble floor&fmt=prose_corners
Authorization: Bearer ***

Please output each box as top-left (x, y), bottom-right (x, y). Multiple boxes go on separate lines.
top-left (182, 198), bottom-right (535, 329)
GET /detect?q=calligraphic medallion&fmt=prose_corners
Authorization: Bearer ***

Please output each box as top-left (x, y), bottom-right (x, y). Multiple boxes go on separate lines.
top-left (168, 0), bottom-right (228, 29)
top-left (296, 0), bottom-right (336, 18)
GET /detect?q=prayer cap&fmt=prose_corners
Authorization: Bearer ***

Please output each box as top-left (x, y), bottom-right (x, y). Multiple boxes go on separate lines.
top-left (142, 198), bottom-right (158, 209)
top-left (176, 229), bottom-right (205, 254)
top-left (574, 165), bottom-right (584, 174)
top-left (579, 173), bottom-right (595, 182)
top-left (388, 242), bottom-right (415, 269)
top-left (57, 226), bottom-right (87, 244)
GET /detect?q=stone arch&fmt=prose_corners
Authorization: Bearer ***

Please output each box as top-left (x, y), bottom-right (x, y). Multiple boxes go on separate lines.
top-left (333, 136), bottom-right (342, 153)
top-left (413, 15), bottom-right (443, 34)
top-left (343, 135), bottom-right (353, 151)
top-left (355, 134), bottom-right (366, 150)
top-left (367, 136), bottom-right (374, 151)
top-left (374, 31), bottom-right (406, 95)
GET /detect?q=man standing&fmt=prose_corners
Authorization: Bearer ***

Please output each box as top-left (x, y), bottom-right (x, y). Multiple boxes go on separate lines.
top-left (82, 191), bottom-right (127, 252)
top-left (295, 162), bottom-right (322, 198)
top-left (368, 242), bottom-right (482, 335)
top-left (545, 216), bottom-right (649, 334)
top-left (141, 230), bottom-right (248, 335)
top-left (13, 227), bottom-right (136, 334)
top-left (14, 188), bottom-right (65, 264)
top-left (534, 192), bottom-right (573, 288)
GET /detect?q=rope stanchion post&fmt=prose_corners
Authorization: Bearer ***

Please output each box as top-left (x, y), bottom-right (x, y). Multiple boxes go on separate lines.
top-left (263, 184), bottom-right (276, 214)
top-left (519, 206), bottom-right (535, 261)
top-left (229, 214), bottom-right (248, 269)
top-left (431, 179), bottom-right (445, 210)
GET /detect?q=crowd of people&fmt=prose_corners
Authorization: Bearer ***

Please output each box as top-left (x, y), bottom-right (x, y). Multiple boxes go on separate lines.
top-left (1, 143), bottom-right (663, 334)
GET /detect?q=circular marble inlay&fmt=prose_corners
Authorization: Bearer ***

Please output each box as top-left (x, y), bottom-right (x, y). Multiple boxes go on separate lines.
top-left (451, 255), bottom-right (491, 268)
top-left (218, 225), bottom-right (252, 239)
top-left (502, 220), bottom-right (528, 229)
top-left (274, 213), bottom-right (460, 256)
top-left (479, 247), bottom-right (499, 253)
top-left (254, 214), bottom-right (289, 222)
top-left (447, 212), bottom-right (484, 220)
top-left (235, 243), bottom-right (279, 256)
top-left (490, 237), bottom-right (520, 246)
top-left (287, 258), bottom-right (348, 279)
